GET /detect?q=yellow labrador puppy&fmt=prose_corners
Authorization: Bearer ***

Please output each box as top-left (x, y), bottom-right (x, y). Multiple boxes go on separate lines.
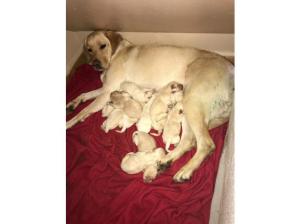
top-left (132, 131), bottom-right (156, 152)
top-left (121, 148), bottom-right (166, 183)
top-left (136, 91), bottom-right (158, 133)
top-left (109, 90), bottom-right (142, 119)
top-left (162, 102), bottom-right (184, 153)
top-left (66, 31), bottom-right (234, 182)
top-left (149, 81), bottom-right (183, 136)
top-left (119, 81), bottom-right (155, 105)
top-left (101, 108), bottom-right (132, 133)
top-left (101, 90), bottom-right (142, 132)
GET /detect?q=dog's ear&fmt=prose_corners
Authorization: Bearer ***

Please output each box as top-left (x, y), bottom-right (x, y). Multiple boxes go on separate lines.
top-left (82, 37), bottom-right (92, 63)
top-left (104, 31), bottom-right (123, 55)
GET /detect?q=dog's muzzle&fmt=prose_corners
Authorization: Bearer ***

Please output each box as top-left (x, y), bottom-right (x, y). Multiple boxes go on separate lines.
top-left (92, 59), bottom-right (103, 71)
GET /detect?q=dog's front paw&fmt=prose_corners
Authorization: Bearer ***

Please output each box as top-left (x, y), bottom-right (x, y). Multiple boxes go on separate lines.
top-left (157, 160), bottom-right (172, 172)
top-left (66, 94), bottom-right (86, 111)
top-left (173, 167), bottom-right (193, 183)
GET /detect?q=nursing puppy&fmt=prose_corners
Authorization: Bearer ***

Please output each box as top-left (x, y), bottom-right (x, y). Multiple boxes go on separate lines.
top-left (150, 81), bottom-right (183, 135)
top-left (101, 108), bottom-right (136, 133)
top-left (109, 90), bottom-right (142, 120)
top-left (66, 31), bottom-right (234, 182)
top-left (162, 102), bottom-right (184, 152)
top-left (102, 102), bottom-right (114, 117)
top-left (101, 91), bottom-right (142, 132)
top-left (121, 148), bottom-right (166, 183)
top-left (119, 81), bottom-right (155, 105)
top-left (136, 91), bottom-right (158, 133)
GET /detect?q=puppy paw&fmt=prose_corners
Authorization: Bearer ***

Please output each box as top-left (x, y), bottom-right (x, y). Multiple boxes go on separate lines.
top-left (143, 166), bottom-right (158, 183)
top-left (143, 175), bottom-right (154, 183)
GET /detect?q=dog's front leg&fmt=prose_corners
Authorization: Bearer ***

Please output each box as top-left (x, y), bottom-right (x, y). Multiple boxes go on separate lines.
top-left (66, 88), bottom-right (105, 112)
top-left (158, 116), bottom-right (195, 171)
top-left (66, 91), bottom-right (110, 129)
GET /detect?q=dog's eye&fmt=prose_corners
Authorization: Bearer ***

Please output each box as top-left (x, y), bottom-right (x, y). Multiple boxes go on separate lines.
top-left (87, 48), bottom-right (92, 53)
top-left (100, 44), bottom-right (107, 50)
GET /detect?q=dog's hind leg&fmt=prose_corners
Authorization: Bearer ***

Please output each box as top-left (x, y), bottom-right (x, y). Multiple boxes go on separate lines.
top-left (158, 116), bottom-right (195, 171)
top-left (173, 99), bottom-right (215, 182)
top-left (66, 92), bottom-right (110, 129)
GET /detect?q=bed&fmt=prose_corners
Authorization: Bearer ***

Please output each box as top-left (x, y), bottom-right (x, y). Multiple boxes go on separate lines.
top-left (66, 64), bottom-right (231, 224)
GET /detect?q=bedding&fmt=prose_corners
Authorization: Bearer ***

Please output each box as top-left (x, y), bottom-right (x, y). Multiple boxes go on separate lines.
top-left (66, 64), bottom-right (228, 224)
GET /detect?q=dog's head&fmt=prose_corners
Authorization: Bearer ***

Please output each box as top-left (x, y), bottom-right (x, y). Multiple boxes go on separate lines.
top-left (84, 31), bottom-right (123, 71)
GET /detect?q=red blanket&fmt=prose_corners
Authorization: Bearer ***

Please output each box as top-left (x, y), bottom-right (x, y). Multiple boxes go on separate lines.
top-left (67, 64), bottom-right (228, 224)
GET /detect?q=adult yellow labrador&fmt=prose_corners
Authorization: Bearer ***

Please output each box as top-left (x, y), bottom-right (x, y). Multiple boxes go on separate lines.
top-left (66, 31), bottom-right (234, 182)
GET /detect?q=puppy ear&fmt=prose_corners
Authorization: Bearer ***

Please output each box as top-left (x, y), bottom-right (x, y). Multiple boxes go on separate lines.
top-left (104, 31), bottom-right (123, 55)
top-left (132, 131), bottom-right (139, 144)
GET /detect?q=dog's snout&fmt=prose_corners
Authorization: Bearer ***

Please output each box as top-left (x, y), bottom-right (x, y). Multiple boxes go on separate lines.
top-left (92, 59), bottom-right (102, 70)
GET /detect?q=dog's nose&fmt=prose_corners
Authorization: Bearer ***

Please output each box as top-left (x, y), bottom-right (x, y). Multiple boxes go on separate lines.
top-left (92, 59), bottom-right (102, 70)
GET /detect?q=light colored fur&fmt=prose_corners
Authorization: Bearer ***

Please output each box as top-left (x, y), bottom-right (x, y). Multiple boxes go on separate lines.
top-left (162, 102), bottom-right (184, 152)
top-left (66, 31), bottom-right (234, 182)
top-left (109, 90), bottom-right (142, 120)
top-left (119, 81), bottom-right (155, 105)
top-left (136, 92), bottom-right (158, 133)
top-left (101, 109), bottom-right (136, 133)
top-left (101, 90), bottom-right (142, 133)
top-left (120, 148), bottom-right (166, 182)
top-left (132, 131), bottom-right (156, 152)
top-left (102, 102), bottom-right (114, 117)
top-left (150, 81), bottom-right (183, 136)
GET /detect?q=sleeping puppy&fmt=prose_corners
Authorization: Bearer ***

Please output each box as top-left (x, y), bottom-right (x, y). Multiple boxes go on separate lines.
top-left (120, 148), bottom-right (166, 183)
top-left (136, 91), bottom-right (158, 133)
top-left (101, 108), bottom-right (123, 132)
top-left (110, 90), bottom-right (142, 120)
top-left (119, 81), bottom-right (155, 105)
top-left (162, 102), bottom-right (184, 152)
top-left (102, 102), bottom-right (114, 117)
top-left (132, 131), bottom-right (156, 152)
top-left (150, 81), bottom-right (184, 135)
top-left (101, 90), bottom-right (142, 132)
top-left (101, 109), bottom-right (136, 133)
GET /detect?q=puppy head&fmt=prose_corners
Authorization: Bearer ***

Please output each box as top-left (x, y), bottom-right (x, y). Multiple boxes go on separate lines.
top-left (84, 31), bottom-right (123, 70)
top-left (110, 91), bottom-right (125, 107)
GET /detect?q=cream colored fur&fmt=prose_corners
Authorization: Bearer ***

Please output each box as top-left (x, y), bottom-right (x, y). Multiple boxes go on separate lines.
top-left (119, 81), bottom-right (155, 105)
top-left (162, 102), bottom-right (184, 152)
top-left (66, 31), bottom-right (234, 182)
top-left (132, 131), bottom-right (156, 152)
top-left (121, 148), bottom-right (166, 183)
top-left (149, 81), bottom-right (183, 136)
